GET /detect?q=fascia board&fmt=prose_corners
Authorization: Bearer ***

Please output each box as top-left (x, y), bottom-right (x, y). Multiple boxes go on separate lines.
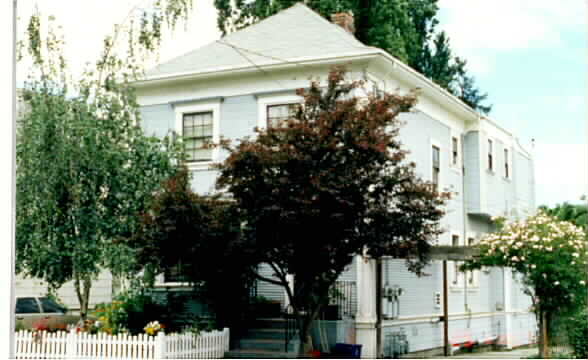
top-left (132, 51), bottom-right (378, 88)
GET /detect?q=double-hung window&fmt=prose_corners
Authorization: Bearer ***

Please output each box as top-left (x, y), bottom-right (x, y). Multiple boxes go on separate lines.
top-left (267, 103), bottom-right (298, 128)
top-left (183, 112), bottom-right (213, 162)
top-left (432, 145), bottom-right (440, 191)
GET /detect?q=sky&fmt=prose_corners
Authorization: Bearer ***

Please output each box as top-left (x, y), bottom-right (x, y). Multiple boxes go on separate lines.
top-left (13, 0), bottom-right (588, 207)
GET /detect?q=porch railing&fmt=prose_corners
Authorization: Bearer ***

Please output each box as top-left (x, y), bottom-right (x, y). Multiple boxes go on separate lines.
top-left (330, 280), bottom-right (357, 319)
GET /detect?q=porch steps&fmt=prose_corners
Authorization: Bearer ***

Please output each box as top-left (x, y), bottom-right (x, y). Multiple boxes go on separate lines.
top-left (226, 318), bottom-right (299, 359)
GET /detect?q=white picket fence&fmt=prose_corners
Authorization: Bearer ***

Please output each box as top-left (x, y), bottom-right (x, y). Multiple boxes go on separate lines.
top-left (14, 328), bottom-right (230, 359)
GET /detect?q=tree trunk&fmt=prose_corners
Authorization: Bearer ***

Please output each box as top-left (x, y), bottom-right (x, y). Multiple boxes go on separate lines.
top-left (74, 275), bottom-right (92, 321)
top-left (539, 310), bottom-right (550, 359)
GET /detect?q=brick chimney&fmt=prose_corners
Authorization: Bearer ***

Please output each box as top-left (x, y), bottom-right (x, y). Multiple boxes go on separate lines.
top-left (331, 12), bottom-right (355, 34)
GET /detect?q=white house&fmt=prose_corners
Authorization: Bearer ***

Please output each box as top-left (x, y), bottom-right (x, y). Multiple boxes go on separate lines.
top-left (134, 4), bottom-right (537, 357)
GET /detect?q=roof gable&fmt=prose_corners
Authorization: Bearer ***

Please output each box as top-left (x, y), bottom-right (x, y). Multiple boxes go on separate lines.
top-left (146, 3), bottom-right (373, 79)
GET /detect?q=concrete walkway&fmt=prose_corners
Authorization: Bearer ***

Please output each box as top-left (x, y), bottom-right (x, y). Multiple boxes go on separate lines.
top-left (437, 347), bottom-right (539, 359)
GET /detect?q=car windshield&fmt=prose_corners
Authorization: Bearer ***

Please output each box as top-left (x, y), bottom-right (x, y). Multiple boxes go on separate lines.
top-left (16, 298), bottom-right (40, 314)
top-left (39, 298), bottom-right (66, 313)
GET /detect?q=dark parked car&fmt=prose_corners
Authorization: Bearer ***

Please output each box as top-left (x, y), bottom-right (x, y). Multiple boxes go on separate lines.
top-left (15, 297), bottom-right (80, 330)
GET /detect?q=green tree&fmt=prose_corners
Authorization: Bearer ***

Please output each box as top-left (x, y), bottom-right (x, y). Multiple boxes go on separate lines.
top-left (213, 0), bottom-right (492, 114)
top-left (16, 1), bottom-right (192, 319)
top-left (216, 67), bottom-right (449, 355)
top-left (539, 201), bottom-right (587, 229)
top-left (461, 212), bottom-right (587, 358)
top-left (126, 167), bottom-right (256, 335)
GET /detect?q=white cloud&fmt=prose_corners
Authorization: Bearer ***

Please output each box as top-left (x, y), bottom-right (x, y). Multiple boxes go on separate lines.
top-left (16, 0), bottom-right (221, 80)
top-left (533, 143), bottom-right (588, 206)
top-left (437, 0), bottom-right (587, 74)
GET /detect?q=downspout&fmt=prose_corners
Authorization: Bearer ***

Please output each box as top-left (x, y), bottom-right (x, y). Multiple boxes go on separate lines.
top-left (461, 134), bottom-right (470, 325)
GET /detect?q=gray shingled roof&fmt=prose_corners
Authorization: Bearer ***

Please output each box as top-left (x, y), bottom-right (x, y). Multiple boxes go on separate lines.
top-left (145, 3), bottom-right (376, 79)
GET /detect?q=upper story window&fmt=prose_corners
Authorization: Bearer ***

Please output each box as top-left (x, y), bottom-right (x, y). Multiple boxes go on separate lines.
top-left (174, 99), bottom-right (221, 169)
top-left (451, 137), bottom-right (459, 166)
top-left (267, 104), bottom-right (298, 128)
top-left (183, 112), bottom-right (213, 162)
top-left (487, 139), bottom-right (494, 172)
top-left (432, 145), bottom-right (440, 191)
top-left (504, 148), bottom-right (510, 179)
top-left (257, 94), bottom-right (302, 131)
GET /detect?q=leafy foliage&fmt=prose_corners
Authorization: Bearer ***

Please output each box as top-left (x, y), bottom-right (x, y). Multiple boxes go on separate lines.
top-left (461, 211), bottom-right (587, 357)
top-left (17, 1), bottom-right (193, 318)
top-left (126, 167), bottom-right (256, 334)
top-left (540, 201), bottom-right (587, 230)
top-left (216, 67), bottom-right (449, 353)
top-left (213, 0), bottom-right (491, 114)
top-left (568, 309), bottom-right (588, 359)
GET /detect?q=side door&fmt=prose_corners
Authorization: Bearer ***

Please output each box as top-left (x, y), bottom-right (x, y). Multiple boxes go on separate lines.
top-left (15, 297), bottom-right (44, 329)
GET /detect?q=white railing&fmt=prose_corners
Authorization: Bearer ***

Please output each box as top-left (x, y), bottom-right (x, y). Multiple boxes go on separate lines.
top-left (14, 328), bottom-right (230, 359)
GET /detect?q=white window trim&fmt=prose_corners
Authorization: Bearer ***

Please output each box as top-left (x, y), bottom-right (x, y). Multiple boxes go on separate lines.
top-left (430, 138), bottom-right (442, 191)
top-left (256, 93), bottom-right (302, 130)
top-left (503, 146), bottom-right (512, 181)
top-left (487, 137), bottom-right (495, 174)
top-left (174, 100), bottom-right (221, 171)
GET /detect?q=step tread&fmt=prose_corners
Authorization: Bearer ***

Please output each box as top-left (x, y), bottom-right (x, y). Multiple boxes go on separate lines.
top-left (227, 348), bottom-right (295, 358)
top-left (241, 338), bottom-right (285, 344)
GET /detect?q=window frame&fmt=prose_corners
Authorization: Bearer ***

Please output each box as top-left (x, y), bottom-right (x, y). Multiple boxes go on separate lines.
top-left (487, 138), bottom-right (494, 172)
top-left (182, 111), bottom-right (214, 163)
top-left (451, 136), bottom-right (459, 168)
top-left (256, 93), bottom-right (302, 131)
top-left (174, 100), bottom-right (221, 170)
top-left (431, 143), bottom-right (441, 192)
top-left (266, 103), bottom-right (300, 129)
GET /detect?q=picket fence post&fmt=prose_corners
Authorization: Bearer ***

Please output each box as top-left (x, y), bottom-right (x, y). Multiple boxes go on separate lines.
top-left (154, 331), bottom-right (166, 359)
top-left (65, 330), bottom-right (76, 359)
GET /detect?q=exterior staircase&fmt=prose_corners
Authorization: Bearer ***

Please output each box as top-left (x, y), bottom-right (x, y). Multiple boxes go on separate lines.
top-left (226, 318), bottom-right (300, 358)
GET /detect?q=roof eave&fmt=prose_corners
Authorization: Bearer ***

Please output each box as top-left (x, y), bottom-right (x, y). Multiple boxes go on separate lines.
top-left (132, 51), bottom-right (379, 88)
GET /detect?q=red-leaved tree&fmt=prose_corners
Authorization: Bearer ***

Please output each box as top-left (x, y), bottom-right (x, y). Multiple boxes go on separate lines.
top-left (216, 67), bottom-right (450, 354)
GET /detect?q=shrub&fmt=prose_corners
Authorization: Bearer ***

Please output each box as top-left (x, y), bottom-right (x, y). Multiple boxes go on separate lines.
top-left (568, 309), bottom-right (587, 359)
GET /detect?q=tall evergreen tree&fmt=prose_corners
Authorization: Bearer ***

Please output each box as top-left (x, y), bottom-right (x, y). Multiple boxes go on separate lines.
top-left (213, 0), bottom-right (492, 114)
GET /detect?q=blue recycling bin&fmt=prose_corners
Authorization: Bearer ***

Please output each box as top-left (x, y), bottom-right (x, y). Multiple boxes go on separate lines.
top-left (333, 343), bottom-right (362, 358)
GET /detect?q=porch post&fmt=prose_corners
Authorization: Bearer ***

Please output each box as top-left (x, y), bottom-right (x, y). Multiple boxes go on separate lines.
top-left (283, 274), bottom-right (294, 312)
top-left (355, 255), bottom-right (377, 358)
